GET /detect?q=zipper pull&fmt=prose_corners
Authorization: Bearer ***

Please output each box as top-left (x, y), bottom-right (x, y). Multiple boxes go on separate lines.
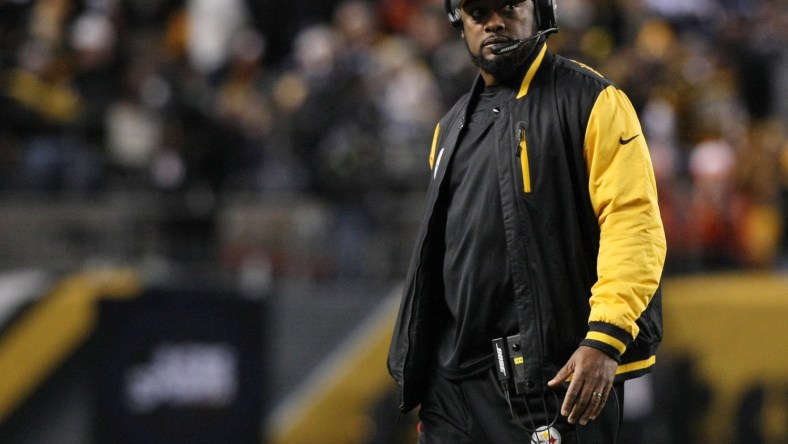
top-left (516, 128), bottom-right (525, 157)
top-left (394, 406), bottom-right (405, 425)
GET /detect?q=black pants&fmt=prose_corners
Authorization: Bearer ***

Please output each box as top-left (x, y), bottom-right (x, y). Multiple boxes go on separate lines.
top-left (417, 368), bottom-right (625, 444)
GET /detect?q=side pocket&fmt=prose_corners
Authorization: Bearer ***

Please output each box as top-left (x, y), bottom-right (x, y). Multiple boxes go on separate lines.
top-left (517, 128), bottom-right (532, 193)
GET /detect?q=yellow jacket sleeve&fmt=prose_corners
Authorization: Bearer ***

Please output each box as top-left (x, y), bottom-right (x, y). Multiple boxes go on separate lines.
top-left (583, 85), bottom-right (667, 355)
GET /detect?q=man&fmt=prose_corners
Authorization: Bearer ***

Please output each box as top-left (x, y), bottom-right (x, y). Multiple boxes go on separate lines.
top-left (387, 0), bottom-right (667, 442)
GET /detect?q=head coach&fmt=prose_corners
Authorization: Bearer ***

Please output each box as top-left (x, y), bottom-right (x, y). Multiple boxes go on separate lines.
top-left (387, 0), bottom-right (667, 442)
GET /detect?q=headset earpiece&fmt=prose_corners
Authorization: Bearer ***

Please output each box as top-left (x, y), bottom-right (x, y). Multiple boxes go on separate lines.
top-left (534, 0), bottom-right (558, 33)
top-left (445, 0), bottom-right (463, 28)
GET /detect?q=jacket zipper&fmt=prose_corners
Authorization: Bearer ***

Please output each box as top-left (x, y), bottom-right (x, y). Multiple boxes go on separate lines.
top-left (433, 148), bottom-right (445, 180)
top-left (517, 128), bottom-right (532, 193)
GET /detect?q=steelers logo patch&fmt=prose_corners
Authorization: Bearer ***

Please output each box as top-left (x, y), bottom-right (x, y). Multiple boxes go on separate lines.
top-left (531, 425), bottom-right (561, 444)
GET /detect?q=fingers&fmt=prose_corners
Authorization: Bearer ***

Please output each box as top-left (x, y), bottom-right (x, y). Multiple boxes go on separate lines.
top-left (557, 364), bottom-right (602, 425)
top-left (560, 384), bottom-right (577, 418)
top-left (548, 360), bottom-right (610, 425)
top-left (564, 383), bottom-right (610, 425)
top-left (556, 346), bottom-right (617, 425)
top-left (580, 387), bottom-right (609, 425)
top-left (560, 362), bottom-right (613, 425)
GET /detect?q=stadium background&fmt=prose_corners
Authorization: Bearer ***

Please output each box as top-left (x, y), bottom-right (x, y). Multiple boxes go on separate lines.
top-left (0, 0), bottom-right (786, 443)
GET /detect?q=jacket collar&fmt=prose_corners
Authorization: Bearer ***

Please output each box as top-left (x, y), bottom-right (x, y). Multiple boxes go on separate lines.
top-left (468, 41), bottom-right (549, 101)
top-left (516, 42), bottom-right (548, 99)
top-left (451, 41), bottom-right (550, 147)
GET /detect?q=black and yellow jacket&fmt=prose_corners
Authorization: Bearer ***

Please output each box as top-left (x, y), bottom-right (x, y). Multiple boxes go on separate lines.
top-left (387, 43), bottom-right (667, 413)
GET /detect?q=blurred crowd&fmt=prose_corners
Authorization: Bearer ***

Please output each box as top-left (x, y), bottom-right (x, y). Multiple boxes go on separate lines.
top-left (1, 0), bottom-right (787, 276)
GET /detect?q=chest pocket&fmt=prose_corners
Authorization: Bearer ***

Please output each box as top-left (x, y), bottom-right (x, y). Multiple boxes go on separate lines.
top-left (517, 128), bottom-right (532, 193)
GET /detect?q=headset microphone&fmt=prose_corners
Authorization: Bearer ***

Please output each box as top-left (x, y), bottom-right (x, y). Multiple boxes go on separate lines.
top-left (491, 28), bottom-right (557, 55)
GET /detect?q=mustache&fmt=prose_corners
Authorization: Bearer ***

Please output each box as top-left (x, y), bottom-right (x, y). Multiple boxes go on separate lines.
top-left (481, 35), bottom-right (511, 50)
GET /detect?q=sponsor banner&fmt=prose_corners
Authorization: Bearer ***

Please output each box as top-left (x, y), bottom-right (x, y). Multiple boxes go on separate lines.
top-left (94, 289), bottom-right (265, 444)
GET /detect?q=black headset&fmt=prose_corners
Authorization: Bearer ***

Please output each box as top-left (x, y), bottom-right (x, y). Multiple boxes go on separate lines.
top-left (444, 0), bottom-right (558, 33)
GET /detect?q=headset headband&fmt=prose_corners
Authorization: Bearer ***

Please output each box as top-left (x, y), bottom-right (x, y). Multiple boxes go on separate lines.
top-left (444, 0), bottom-right (558, 33)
